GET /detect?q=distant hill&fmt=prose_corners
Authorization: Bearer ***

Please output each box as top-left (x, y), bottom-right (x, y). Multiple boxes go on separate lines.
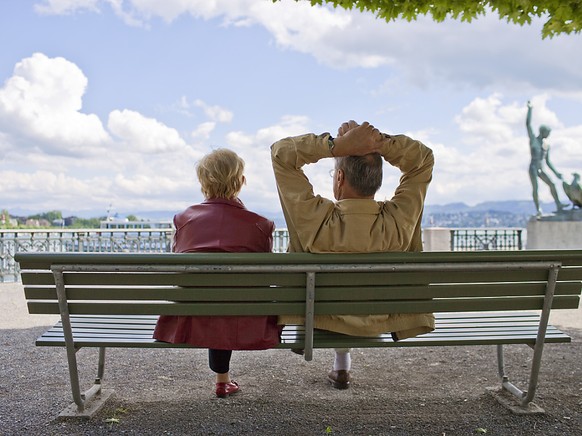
top-left (5, 200), bottom-right (559, 230)
top-left (424, 200), bottom-right (542, 215)
top-left (422, 200), bottom-right (555, 228)
top-left (82, 200), bottom-right (555, 229)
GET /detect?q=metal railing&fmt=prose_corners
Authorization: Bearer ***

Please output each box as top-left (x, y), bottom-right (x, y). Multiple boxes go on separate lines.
top-left (0, 228), bottom-right (291, 283)
top-left (450, 228), bottom-right (523, 251)
top-left (1, 229), bottom-right (172, 282)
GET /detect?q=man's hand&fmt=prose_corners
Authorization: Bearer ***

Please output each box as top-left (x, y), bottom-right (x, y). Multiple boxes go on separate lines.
top-left (333, 120), bottom-right (384, 157)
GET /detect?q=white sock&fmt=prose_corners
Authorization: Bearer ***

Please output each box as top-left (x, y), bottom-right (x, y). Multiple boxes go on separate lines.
top-left (333, 350), bottom-right (351, 371)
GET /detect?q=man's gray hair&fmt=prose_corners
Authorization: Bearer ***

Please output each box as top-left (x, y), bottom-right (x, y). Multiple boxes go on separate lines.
top-left (336, 153), bottom-right (383, 197)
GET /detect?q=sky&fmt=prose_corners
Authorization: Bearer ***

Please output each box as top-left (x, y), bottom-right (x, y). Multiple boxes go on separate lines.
top-left (1, 0), bottom-right (582, 223)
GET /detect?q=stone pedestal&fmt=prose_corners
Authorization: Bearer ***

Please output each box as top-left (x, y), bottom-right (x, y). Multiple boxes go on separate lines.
top-left (422, 227), bottom-right (451, 252)
top-left (526, 212), bottom-right (582, 249)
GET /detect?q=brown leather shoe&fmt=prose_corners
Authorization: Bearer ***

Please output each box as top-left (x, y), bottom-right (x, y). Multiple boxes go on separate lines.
top-left (327, 370), bottom-right (350, 390)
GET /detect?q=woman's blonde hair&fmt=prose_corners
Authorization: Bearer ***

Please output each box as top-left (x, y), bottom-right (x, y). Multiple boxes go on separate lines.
top-left (196, 148), bottom-right (245, 199)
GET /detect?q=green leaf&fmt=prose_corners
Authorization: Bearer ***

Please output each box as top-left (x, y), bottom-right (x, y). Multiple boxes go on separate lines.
top-left (277, 0), bottom-right (582, 39)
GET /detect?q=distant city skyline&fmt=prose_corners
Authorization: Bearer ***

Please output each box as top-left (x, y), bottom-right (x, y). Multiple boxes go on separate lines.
top-left (5, 199), bottom-right (563, 230)
top-left (1, 1), bottom-right (581, 219)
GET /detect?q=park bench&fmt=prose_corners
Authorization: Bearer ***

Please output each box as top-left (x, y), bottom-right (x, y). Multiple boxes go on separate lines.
top-left (15, 250), bottom-right (582, 416)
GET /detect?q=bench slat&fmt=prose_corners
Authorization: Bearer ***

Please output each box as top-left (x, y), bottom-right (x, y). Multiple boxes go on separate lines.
top-left (14, 249), bottom-right (582, 268)
top-left (19, 269), bottom-right (568, 287)
top-left (19, 271), bottom-right (308, 287)
top-left (23, 286), bottom-right (307, 301)
top-left (21, 281), bottom-right (582, 301)
top-left (26, 294), bottom-right (580, 316)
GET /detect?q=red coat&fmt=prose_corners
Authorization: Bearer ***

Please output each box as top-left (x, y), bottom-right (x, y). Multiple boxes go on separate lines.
top-left (153, 198), bottom-right (281, 350)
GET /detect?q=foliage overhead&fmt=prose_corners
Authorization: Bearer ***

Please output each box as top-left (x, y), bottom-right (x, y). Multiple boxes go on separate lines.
top-left (280, 1), bottom-right (582, 38)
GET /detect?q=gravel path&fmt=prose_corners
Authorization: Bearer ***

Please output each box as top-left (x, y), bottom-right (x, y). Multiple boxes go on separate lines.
top-left (1, 283), bottom-right (581, 435)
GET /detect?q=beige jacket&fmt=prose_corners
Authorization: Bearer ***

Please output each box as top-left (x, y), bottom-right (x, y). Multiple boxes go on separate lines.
top-left (271, 132), bottom-right (435, 340)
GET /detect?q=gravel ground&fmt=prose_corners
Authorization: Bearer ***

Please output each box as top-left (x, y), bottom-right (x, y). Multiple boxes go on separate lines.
top-left (1, 283), bottom-right (581, 436)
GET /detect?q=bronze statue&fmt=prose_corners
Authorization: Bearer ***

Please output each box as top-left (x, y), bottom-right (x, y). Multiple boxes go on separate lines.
top-left (563, 173), bottom-right (582, 209)
top-left (526, 101), bottom-right (568, 216)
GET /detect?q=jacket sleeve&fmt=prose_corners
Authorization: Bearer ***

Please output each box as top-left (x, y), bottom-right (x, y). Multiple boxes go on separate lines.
top-left (270, 133), bottom-right (335, 251)
top-left (380, 134), bottom-right (434, 247)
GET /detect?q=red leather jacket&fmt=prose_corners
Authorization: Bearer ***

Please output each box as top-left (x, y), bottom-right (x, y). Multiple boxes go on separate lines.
top-left (153, 198), bottom-right (280, 350)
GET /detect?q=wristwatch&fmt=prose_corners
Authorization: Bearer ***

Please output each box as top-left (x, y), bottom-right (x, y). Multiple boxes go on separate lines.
top-left (328, 136), bottom-right (336, 155)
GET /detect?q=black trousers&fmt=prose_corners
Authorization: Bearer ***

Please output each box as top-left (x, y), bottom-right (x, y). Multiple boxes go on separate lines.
top-left (208, 349), bottom-right (232, 374)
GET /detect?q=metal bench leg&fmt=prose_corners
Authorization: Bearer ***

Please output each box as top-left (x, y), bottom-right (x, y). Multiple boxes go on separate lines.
top-left (97, 347), bottom-right (106, 382)
top-left (53, 268), bottom-right (86, 411)
top-left (496, 344), bottom-right (508, 383)
top-left (496, 264), bottom-right (560, 408)
top-left (80, 347), bottom-right (106, 403)
top-left (497, 344), bottom-right (527, 401)
top-left (53, 268), bottom-right (109, 415)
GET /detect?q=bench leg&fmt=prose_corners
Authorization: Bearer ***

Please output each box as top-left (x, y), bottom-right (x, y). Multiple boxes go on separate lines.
top-left (65, 345), bottom-right (85, 411)
top-left (53, 268), bottom-right (113, 416)
top-left (497, 344), bottom-right (527, 400)
top-left (495, 264), bottom-right (559, 410)
top-left (97, 346), bottom-right (106, 383)
top-left (64, 346), bottom-right (106, 412)
top-left (58, 346), bottom-right (113, 418)
top-left (496, 343), bottom-right (545, 410)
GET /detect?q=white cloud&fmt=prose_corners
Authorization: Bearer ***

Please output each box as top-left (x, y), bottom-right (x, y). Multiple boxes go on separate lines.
top-left (194, 99), bottom-right (233, 123)
top-left (107, 109), bottom-right (187, 153)
top-left (454, 94), bottom-right (521, 147)
top-left (34, 0), bottom-right (100, 15)
top-left (191, 122), bottom-right (216, 140)
top-left (0, 169), bottom-right (110, 209)
top-left (0, 53), bottom-right (110, 155)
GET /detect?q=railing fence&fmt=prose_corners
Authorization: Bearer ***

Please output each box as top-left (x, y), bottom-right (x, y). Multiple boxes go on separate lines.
top-left (450, 228), bottom-right (523, 251)
top-left (0, 228), bottom-right (291, 283)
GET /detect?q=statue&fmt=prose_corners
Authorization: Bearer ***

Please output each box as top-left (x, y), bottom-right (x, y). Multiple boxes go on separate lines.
top-left (526, 101), bottom-right (568, 216)
top-left (563, 173), bottom-right (582, 209)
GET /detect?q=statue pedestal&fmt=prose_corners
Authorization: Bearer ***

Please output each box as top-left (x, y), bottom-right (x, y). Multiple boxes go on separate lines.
top-left (526, 211), bottom-right (582, 249)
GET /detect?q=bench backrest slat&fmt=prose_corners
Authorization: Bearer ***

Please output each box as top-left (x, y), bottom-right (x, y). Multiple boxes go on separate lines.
top-left (26, 295), bottom-right (580, 317)
top-left (22, 281), bottom-right (582, 301)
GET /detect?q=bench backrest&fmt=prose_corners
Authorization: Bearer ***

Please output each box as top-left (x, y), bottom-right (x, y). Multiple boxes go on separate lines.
top-left (16, 251), bottom-right (582, 318)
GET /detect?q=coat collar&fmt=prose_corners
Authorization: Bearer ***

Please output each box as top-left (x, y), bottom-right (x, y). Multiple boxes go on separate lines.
top-left (202, 197), bottom-right (247, 210)
top-left (336, 198), bottom-right (381, 214)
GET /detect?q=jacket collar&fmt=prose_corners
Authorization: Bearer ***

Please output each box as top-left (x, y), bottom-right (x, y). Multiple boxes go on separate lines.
top-left (336, 198), bottom-right (381, 214)
top-left (202, 197), bottom-right (247, 210)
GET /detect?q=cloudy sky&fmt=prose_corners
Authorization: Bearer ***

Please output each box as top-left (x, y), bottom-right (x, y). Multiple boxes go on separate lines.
top-left (1, 1), bottom-right (581, 222)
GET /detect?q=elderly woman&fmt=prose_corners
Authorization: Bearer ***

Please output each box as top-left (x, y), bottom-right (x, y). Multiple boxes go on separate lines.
top-left (154, 149), bottom-right (279, 398)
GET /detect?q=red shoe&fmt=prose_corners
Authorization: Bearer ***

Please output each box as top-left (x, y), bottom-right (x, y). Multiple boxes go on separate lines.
top-left (215, 381), bottom-right (240, 398)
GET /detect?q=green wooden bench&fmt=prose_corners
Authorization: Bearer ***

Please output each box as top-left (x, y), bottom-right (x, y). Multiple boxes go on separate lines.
top-left (15, 250), bottom-right (582, 416)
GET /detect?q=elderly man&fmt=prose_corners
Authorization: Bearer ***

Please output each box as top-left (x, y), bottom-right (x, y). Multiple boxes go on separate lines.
top-left (271, 120), bottom-right (435, 389)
